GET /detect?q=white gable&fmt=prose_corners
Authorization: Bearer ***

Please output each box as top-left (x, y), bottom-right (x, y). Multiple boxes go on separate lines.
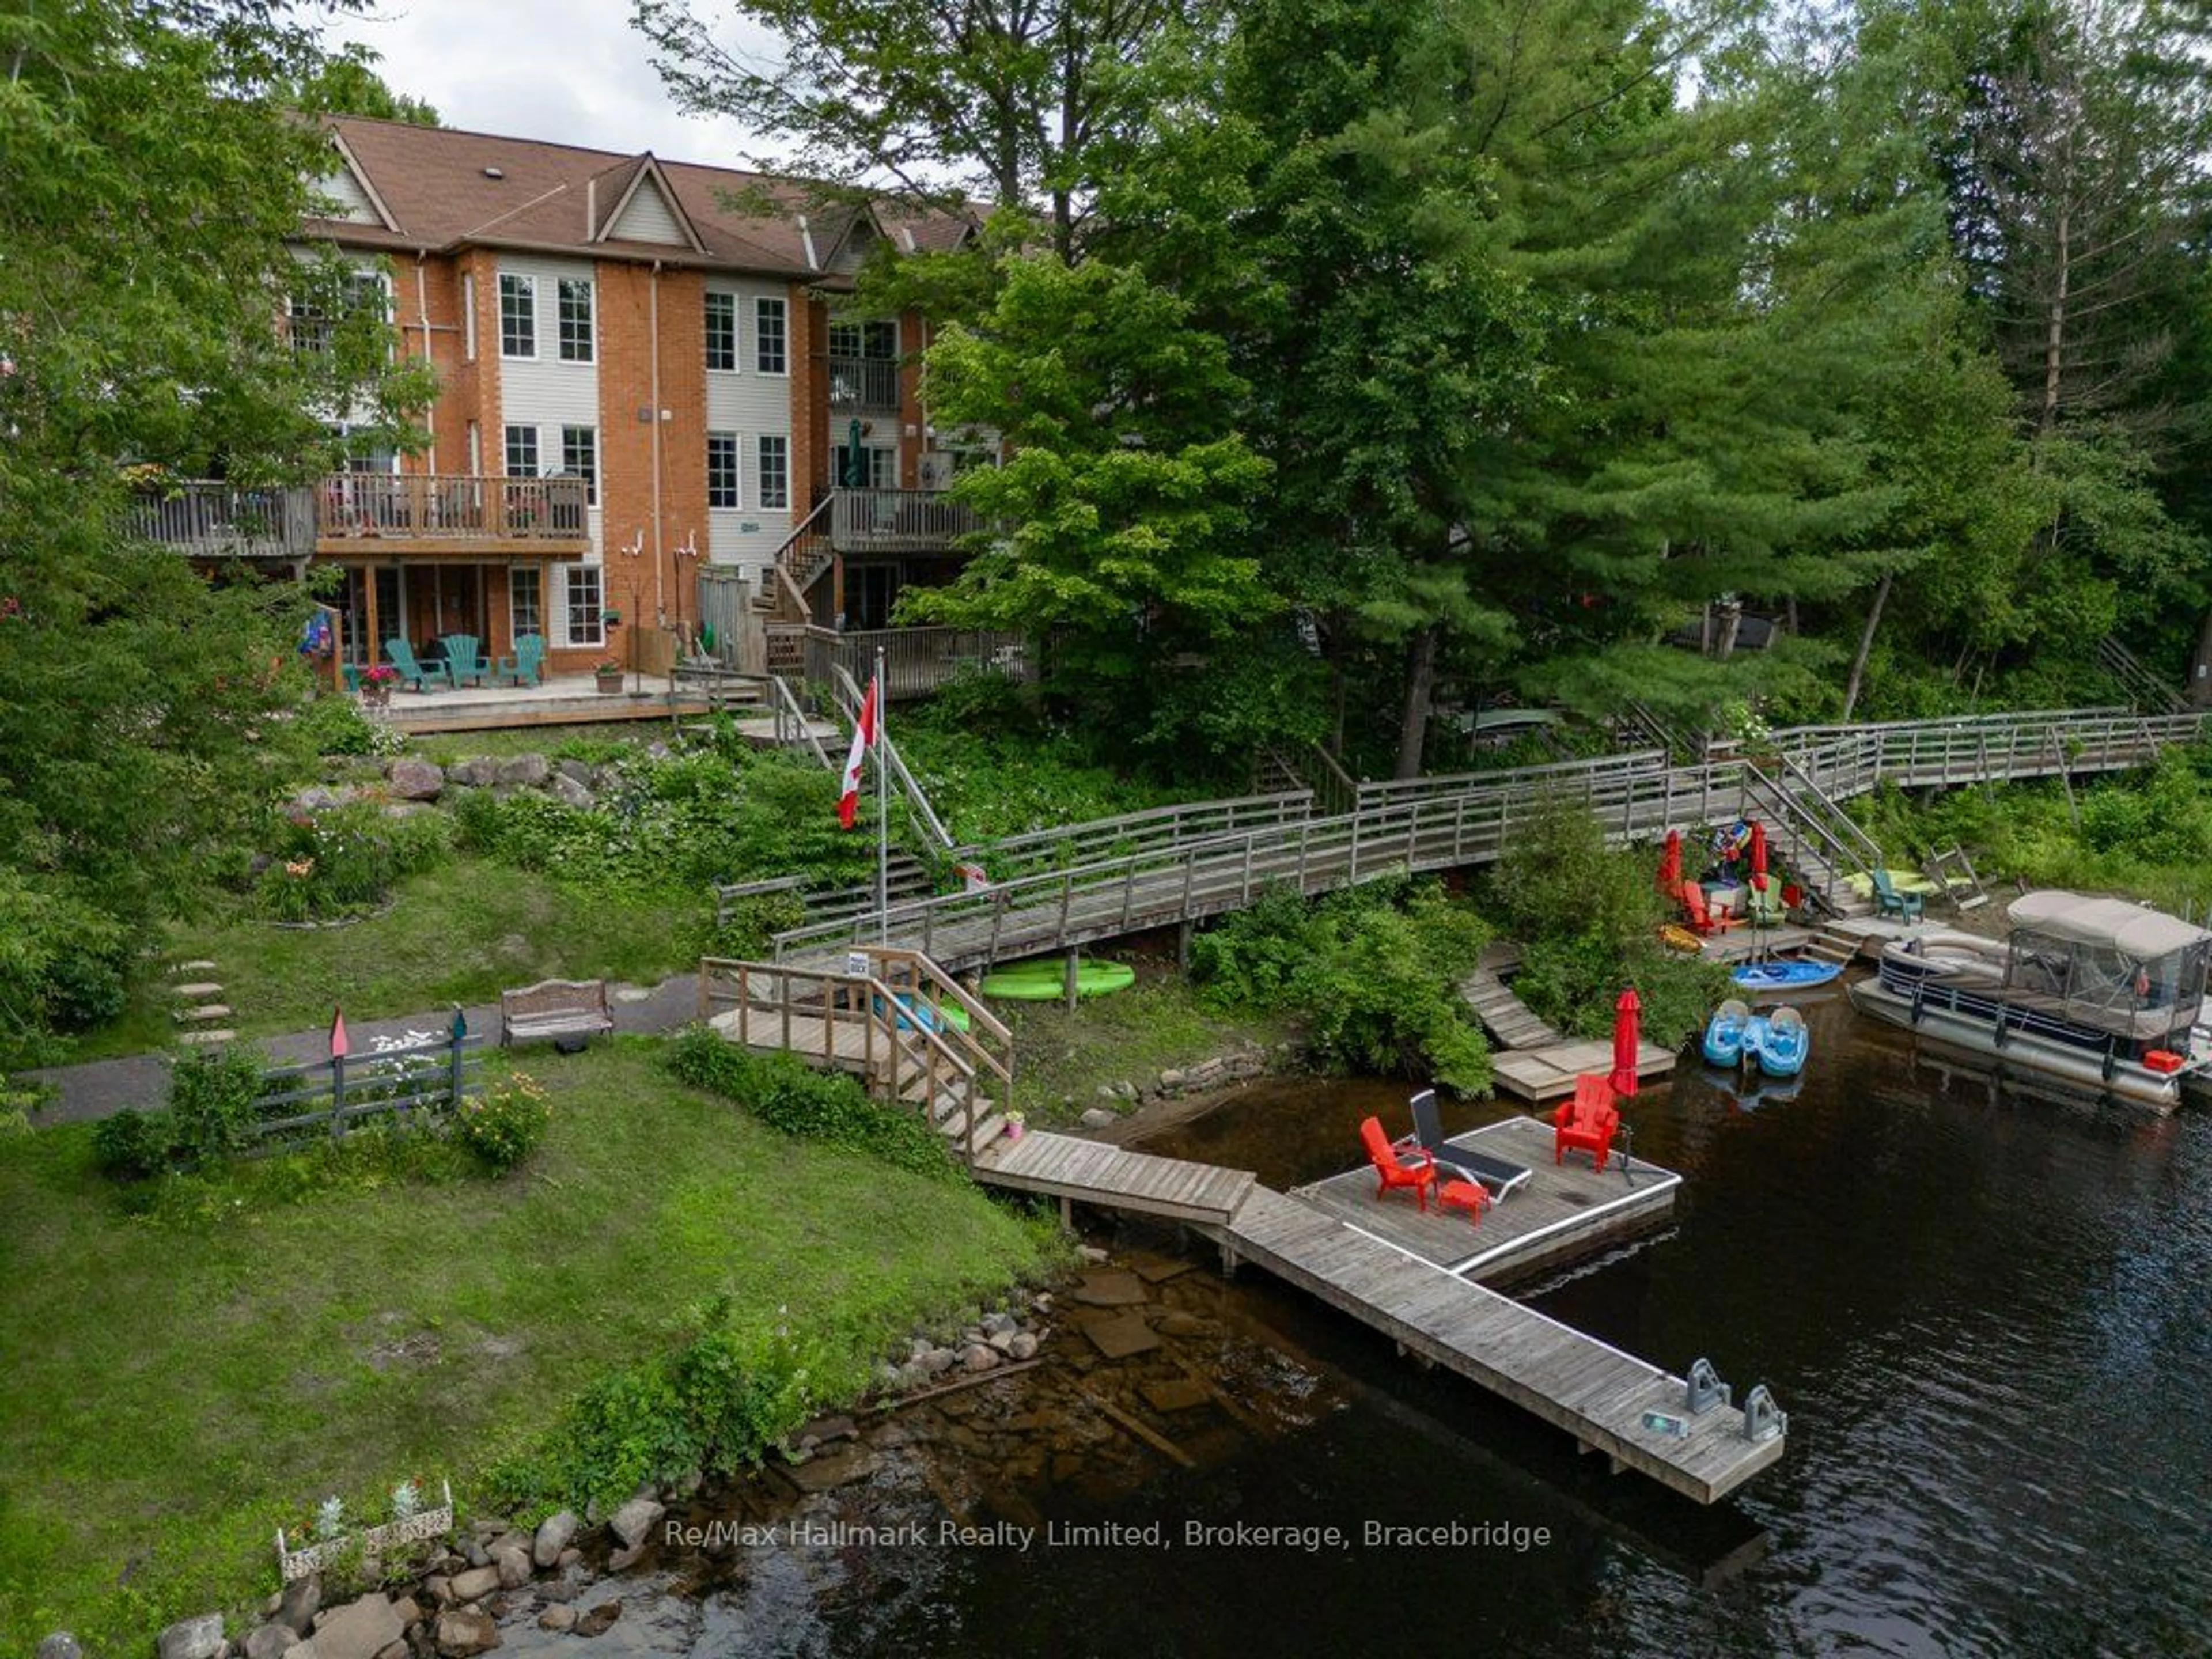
top-left (312, 161), bottom-right (384, 226)
top-left (609, 176), bottom-right (687, 246)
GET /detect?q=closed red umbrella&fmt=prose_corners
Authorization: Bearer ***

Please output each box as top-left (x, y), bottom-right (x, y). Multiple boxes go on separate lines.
top-left (1609, 986), bottom-right (1642, 1097)
top-left (1658, 829), bottom-right (1682, 889)
top-left (1748, 820), bottom-right (1768, 892)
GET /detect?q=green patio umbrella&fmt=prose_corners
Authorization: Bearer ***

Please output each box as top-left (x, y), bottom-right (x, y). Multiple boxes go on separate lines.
top-left (846, 416), bottom-right (863, 486)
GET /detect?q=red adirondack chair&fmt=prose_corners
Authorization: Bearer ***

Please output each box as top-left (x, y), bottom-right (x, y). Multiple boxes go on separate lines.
top-left (1359, 1115), bottom-right (1437, 1211)
top-left (1679, 879), bottom-right (1748, 937)
top-left (1553, 1075), bottom-right (1620, 1172)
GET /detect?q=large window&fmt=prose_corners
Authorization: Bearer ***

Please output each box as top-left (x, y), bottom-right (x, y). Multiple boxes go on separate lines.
top-left (755, 296), bottom-right (786, 374)
top-left (509, 566), bottom-right (542, 639)
top-left (707, 432), bottom-right (741, 509)
top-left (288, 270), bottom-right (388, 357)
top-left (560, 424), bottom-right (597, 505)
top-left (704, 291), bottom-right (737, 372)
top-left (503, 423), bottom-right (539, 478)
top-left (556, 277), bottom-right (594, 362)
top-left (828, 318), bottom-right (896, 359)
top-left (565, 565), bottom-right (605, 647)
top-left (498, 272), bottom-right (536, 358)
top-left (757, 434), bottom-right (789, 511)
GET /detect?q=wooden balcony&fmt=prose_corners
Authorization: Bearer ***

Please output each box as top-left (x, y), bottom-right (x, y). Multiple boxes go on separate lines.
top-left (828, 354), bottom-right (902, 413)
top-left (124, 482), bottom-right (317, 562)
top-left (830, 487), bottom-right (979, 554)
top-left (314, 474), bottom-right (590, 558)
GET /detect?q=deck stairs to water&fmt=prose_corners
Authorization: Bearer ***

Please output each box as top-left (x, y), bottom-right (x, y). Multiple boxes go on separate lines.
top-left (1799, 925), bottom-right (1865, 967)
top-left (1458, 964), bottom-right (1565, 1050)
top-left (1741, 759), bottom-right (1878, 918)
top-left (969, 1127), bottom-right (1788, 1505)
top-left (2097, 636), bottom-right (2187, 715)
top-left (1924, 843), bottom-right (1990, 911)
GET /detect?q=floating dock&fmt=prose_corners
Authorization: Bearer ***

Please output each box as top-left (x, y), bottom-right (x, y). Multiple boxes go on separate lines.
top-left (977, 1128), bottom-right (1785, 1504)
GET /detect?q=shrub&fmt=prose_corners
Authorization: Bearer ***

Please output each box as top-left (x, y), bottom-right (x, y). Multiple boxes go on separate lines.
top-left (456, 1073), bottom-right (551, 1173)
top-left (166, 1043), bottom-right (270, 1168)
top-left (665, 1028), bottom-right (958, 1180)
top-left (290, 694), bottom-right (382, 757)
top-left (257, 801), bottom-right (450, 922)
top-left (92, 1106), bottom-right (173, 1180)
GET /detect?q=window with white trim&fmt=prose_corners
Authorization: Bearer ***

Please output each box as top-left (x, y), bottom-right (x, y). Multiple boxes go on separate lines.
top-left (560, 424), bottom-right (597, 505)
top-left (510, 566), bottom-right (542, 639)
top-left (565, 565), bottom-right (605, 647)
top-left (755, 296), bottom-right (786, 374)
top-left (757, 434), bottom-right (789, 510)
top-left (556, 277), bottom-right (594, 362)
top-left (504, 424), bottom-right (539, 477)
top-left (704, 291), bottom-right (737, 372)
top-left (707, 432), bottom-right (740, 509)
top-left (499, 272), bottom-right (536, 357)
top-left (462, 272), bottom-right (477, 361)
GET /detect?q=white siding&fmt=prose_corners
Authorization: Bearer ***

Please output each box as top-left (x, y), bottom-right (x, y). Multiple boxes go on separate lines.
top-left (312, 164), bottom-right (382, 225)
top-left (609, 176), bottom-right (687, 246)
top-left (498, 256), bottom-right (602, 557)
top-left (704, 280), bottom-right (795, 574)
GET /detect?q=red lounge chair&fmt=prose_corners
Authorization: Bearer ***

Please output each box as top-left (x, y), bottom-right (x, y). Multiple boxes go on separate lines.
top-left (1679, 880), bottom-right (1747, 936)
top-left (1359, 1115), bottom-right (1437, 1211)
top-left (1553, 1075), bottom-right (1620, 1172)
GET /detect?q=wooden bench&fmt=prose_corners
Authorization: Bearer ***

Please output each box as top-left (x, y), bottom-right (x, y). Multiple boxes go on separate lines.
top-left (499, 978), bottom-right (614, 1049)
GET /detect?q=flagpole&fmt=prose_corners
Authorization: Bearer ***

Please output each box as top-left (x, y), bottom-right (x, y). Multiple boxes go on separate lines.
top-left (876, 646), bottom-right (889, 944)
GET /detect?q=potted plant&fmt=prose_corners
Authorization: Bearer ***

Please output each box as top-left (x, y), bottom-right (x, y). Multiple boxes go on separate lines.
top-left (594, 659), bottom-right (623, 693)
top-left (1004, 1108), bottom-right (1026, 1141)
top-left (359, 664), bottom-right (398, 709)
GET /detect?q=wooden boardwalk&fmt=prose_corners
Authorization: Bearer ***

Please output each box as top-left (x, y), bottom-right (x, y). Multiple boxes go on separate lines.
top-left (1292, 1116), bottom-right (1679, 1284)
top-left (1459, 967), bottom-right (1563, 1048)
top-left (974, 1129), bottom-right (1785, 1505)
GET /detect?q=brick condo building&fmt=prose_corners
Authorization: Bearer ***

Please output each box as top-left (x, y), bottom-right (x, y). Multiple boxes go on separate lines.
top-left (184, 115), bottom-right (987, 680)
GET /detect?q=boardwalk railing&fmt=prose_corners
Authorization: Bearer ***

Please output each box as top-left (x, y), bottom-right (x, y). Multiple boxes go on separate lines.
top-left (812, 626), bottom-right (1031, 700)
top-left (773, 705), bottom-right (2212, 971)
top-left (248, 1028), bottom-right (486, 1152)
top-left (696, 953), bottom-right (1008, 1162)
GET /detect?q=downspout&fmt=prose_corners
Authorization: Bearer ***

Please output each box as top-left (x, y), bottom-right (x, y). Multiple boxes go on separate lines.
top-left (415, 252), bottom-right (436, 471)
top-left (650, 260), bottom-right (665, 624)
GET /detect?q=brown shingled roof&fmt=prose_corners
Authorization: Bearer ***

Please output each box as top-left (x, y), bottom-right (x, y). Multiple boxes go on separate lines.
top-left (306, 115), bottom-right (975, 278)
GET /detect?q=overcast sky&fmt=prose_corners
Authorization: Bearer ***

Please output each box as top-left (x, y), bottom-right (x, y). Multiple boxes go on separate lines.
top-left (323, 0), bottom-right (779, 166)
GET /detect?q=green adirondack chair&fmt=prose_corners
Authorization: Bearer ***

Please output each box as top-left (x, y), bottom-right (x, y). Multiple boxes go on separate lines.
top-left (441, 632), bottom-right (491, 687)
top-left (1869, 869), bottom-right (1925, 922)
top-left (498, 632), bottom-right (546, 687)
top-left (382, 638), bottom-right (449, 691)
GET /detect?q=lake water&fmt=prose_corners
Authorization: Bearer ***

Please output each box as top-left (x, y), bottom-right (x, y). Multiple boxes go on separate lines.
top-left (514, 994), bottom-right (2212, 1657)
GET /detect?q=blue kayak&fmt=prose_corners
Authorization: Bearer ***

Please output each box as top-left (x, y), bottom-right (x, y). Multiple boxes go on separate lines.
top-left (1732, 959), bottom-right (1844, 993)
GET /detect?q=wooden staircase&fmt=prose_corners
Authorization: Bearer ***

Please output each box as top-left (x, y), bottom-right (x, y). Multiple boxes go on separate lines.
top-left (757, 497), bottom-right (835, 620)
top-left (2097, 636), bottom-right (2187, 715)
top-left (1741, 759), bottom-right (1880, 919)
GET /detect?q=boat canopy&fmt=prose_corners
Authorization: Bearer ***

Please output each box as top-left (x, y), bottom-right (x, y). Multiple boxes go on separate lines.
top-left (2006, 891), bottom-right (2212, 958)
top-left (2003, 890), bottom-right (2212, 1041)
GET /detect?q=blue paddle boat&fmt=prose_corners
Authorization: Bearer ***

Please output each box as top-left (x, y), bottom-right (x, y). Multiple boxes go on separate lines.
top-left (1701, 997), bottom-right (1753, 1067)
top-left (1744, 1005), bottom-right (1809, 1078)
top-left (1731, 959), bottom-right (1844, 994)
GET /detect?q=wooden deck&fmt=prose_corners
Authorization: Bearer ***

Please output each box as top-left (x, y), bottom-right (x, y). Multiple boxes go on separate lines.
top-left (1291, 1116), bottom-right (1679, 1284)
top-left (1459, 967), bottom-right (1563, 1048)
top-left (972, 1127), bottom-right (1783, 1504)
top-left (1491, 1039), bottom-right (1677, 1103)
top-left (1217, 1186), bottom-right (1786, 1505)
top-left (976, 1128), bottom-right (1255, 1223)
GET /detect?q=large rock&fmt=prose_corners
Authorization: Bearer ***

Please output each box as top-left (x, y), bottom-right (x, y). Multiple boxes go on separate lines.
top-left (531, 1509), bottom-right (579, 1569)
top-left (547, 772), bottom-right (594, 810)
top-left (557, 759), bottom-right (594, 786)
top-left (608, 1496), bottom-right (665, 1550)
top-left (310, 1595), bottom-right (401, 1659)
top-left (433, 1609), bottom-right (501, 1657)
top-left (493, 1543), bottom-right (532, 1589)
top-left (385, 757), bottom-right (445, 800)
top-left (536, 1607), bottom-right (577, 1634)
top-left (446, 1565), bottom-right (500, 1603)
top-left (447, 758), bottom-right (495, 788)
top-left (245, 1622), bottom-right (298, 1659)
top-left (35, 1634), bottom-right (82, 1659)
top-left (156, 1615), bottom-right (225, 1659)
top-left (289, 785), bottom-right (349, 815)
top-left (494, 754), bottom-right (550, 789)
top-left (573, 1602), bottom-right (622, 1639)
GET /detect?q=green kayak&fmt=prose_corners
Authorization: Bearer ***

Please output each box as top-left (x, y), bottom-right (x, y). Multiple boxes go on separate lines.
top-left (977, 958), bottom-right (1138, 1001)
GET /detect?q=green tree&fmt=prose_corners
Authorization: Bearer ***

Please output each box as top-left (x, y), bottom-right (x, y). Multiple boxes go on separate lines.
top-left (0, 0), bottom-right (427, 1059)
top-left (291, 41), bottom-right (442, 125)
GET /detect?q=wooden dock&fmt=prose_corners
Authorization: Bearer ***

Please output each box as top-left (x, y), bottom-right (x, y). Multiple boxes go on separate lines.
top-left (1291, 1116), bottom-right (1680, 1284)
top-left (1459, 965), bottom-right (1563, 1048)
top-left (1491, 1039), bottom-right (1676, 1103)
top-left (975, 1129), bottom-right (1785, 1504)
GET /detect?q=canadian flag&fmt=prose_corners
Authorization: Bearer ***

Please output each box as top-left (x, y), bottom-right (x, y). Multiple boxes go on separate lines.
top-left (837, 675), bottom-right (880, 830)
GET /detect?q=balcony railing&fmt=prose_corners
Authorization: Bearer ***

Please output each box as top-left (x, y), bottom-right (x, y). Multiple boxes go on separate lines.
top-left (828, 354), bottom-right (901, 412)
top-left (314, 474), bottom-right (590, 548)
top-left (830, 487), bottom-right (979, 553)
top-left (125, 482), bottom-right (317, 561)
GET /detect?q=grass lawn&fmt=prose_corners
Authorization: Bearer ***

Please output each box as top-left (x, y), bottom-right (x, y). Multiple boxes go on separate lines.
top-left (0, 1040), bottom-right (1055, 1656)
top-left (997, 968), bottom-right (1299, 1122)
top-left (76, 861), bottom-right (705, 1058)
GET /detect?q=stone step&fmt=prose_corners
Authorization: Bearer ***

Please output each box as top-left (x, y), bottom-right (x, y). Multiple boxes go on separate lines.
top-left (170, 982), bottom-right (224, 999)
top-left (174, 1003), bottom-right (234, 1023)
top-left (169, 959), bottom-right (218, 974)
top-left (176, 1029), bottom-right (237, 1046)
